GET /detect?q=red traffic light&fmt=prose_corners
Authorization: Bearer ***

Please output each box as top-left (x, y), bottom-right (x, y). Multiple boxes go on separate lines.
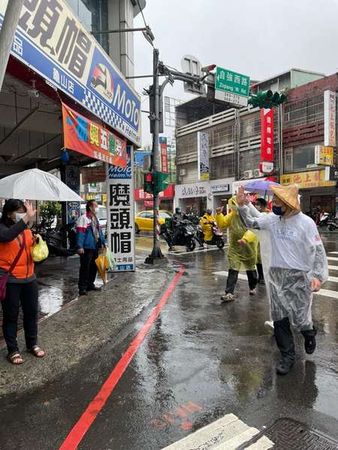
top-left (201, 64), bottom-right (216, 73)
top-left (145, 173), bottom-right (153, 182)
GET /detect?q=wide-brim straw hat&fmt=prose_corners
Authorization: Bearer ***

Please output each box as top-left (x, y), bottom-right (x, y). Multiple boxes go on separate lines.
top-left (271, 184), bottom-right (301, 211)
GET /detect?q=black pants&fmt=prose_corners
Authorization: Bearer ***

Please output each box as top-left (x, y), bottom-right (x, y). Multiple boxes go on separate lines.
top-left (257, 263), bottom-right (264, 281)
top-left (1, 281), bottom-right (39, 355)
top-left (225, 269), bottom-right (257, 294)
top-left (79, 249), bottom-right (98, 292)
top-left (274, 317), bottom-right (295, 362)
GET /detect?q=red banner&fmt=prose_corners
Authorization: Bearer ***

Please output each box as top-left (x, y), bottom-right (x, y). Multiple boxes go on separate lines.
top-left (62, 103), bottom-right (127, 168)
top-left (160, 143), bottom-right (168, 173)
top-left (260, 108), bottom-right (274, 162)
top-left (135, 184), bottom-right (175, 201)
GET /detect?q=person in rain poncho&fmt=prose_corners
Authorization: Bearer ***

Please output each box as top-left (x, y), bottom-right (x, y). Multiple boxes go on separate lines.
top-left (236, 184), bottom-right (328, 375)
top-left (199, 209), bottom-right (216, 243)
top-left (215, 197), bottom-right (258, 302)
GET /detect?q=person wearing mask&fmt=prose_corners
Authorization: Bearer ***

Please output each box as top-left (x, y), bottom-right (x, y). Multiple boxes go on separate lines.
top-left (215, 199), bottom-right (258, 302)
top-left (254, 198), bottom-right (270, 284)
top-left (0, 199), bottom-right (45, 365)
top-left (237, 184), bottom-right (328, 375)
top-left (199, 209), bottom-right (216, 243)
top-left (76, 200), bottom-right (106, 296)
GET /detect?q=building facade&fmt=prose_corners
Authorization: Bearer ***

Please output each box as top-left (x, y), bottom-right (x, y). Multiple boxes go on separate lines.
top-left (175, 69), bottom-right (338, 216)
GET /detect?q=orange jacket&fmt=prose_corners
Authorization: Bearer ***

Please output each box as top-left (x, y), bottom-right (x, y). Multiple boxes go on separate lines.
top-left (0, 229), bottom-right (34, 279)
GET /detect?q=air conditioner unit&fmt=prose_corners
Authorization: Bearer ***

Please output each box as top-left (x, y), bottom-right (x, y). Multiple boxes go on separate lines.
top-left (179, 168), bottom-right (186, 176)
top-left (243, 170), bottom-right (253, 179)
top-left (253, 169), bottom-right (263, 178)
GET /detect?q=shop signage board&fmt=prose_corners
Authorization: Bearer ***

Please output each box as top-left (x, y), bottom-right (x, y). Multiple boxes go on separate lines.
top-left (159, 137), bottom-right (169, 173)
top-left (215, 67), bottom-right (250, 106)
top-left (314, 145), bottom-right (334, 166)
top-left (197, 131), bottom-right (210, 181)
top-left (175, 182), bottom-right (209, 199)
top-left (324, 91), bottom-right (336, 147)
top-left (62, 103), bottom-right (127, 167)
top-left (260, 108), bottom-right (274, 165)
top-left (81, 166), bottom-right (106, 185)
top-left (107, 147), bottom-right (135, 272)
top-left (0, 0), bottom-right (141, 146)
top-left (280, 170), bottom-right (336, 189)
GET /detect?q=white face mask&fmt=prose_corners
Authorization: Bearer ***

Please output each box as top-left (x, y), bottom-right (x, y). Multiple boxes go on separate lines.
top-left (15, 212), bottom-right (26, 223)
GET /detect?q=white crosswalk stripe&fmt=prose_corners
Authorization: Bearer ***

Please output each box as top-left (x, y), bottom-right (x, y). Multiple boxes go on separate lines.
top-left (328, 256), bottom-right (338, 261)
top-left (213, 264), bottom-right (338, 300)
top-left (162, 414), bottom-right (274, 449)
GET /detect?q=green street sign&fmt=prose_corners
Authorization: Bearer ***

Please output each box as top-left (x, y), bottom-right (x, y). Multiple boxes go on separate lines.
top-left (215, 67), bottom-right (250, 106)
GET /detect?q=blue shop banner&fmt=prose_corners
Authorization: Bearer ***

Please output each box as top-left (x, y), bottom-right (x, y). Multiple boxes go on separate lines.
top-left (0, 0), bottom-right (141, 146)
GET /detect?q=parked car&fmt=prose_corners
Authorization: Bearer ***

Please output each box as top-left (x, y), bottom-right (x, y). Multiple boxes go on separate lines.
top-left (135, 210), bottom-right (172, 233)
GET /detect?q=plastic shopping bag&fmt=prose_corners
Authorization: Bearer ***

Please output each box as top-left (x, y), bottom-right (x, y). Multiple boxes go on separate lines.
top-left (106, 247), bottom-right (116, 271)
top-left (31, 234), bottom-right (49, 262)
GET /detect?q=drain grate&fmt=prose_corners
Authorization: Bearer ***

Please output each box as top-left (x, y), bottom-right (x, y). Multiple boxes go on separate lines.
top-left (263, 418), bottom-right (338, 450)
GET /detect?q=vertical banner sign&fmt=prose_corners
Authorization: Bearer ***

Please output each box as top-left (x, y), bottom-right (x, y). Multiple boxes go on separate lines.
top-left (197, 131), bottom-right (210, 181)
top-left (324, 90), bottom-right (336, 147)
top-left (107, 147), bottom-right (135, 272)
top-left (260, 108), bottom-right (274, 174)
top-left (64, 165), bottom-right (81, 223)
top-left (159, 137), bottom-right (168, 173)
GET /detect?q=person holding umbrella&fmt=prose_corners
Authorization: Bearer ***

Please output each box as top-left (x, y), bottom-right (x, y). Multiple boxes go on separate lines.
top-left (0, 200), bottom-right (45, 364)
top-left (76, 200), bottom-right (106, 296)
top-left (237, 184), bottom-right (328, 375)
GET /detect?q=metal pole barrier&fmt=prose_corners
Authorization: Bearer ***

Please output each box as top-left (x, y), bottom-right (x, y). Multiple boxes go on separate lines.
top-left (0, 0), bottom-right (24, 91)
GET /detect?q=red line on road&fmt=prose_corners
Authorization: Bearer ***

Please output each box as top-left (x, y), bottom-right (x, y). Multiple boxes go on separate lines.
top-left (59, 265), bottom-right (185, 450)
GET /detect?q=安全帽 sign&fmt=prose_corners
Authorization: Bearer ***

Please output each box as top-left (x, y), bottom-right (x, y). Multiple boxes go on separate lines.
top-left (0, 0), bottom-right (141, 146)
top-left (215, 67), bottom-right (250, 107)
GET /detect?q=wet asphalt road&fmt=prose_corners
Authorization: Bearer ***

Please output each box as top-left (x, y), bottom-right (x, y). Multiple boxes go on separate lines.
top-left (0, 232), bottom-right (338, 449)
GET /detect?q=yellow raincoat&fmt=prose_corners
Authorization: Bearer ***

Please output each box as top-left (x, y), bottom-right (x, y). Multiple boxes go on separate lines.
top-left (200, 213), bottom-right (216, 242)
top-left (216, 197), bottom-right (257, 271)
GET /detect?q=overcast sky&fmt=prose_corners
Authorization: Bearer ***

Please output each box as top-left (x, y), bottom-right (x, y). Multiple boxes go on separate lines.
top-left (133, 0), bottom-right (338, 146)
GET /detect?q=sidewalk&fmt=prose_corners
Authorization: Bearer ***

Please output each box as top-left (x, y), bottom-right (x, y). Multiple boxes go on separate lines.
top-left (0, 255), bottom-right (82, 342)
top-left (0, 257), bottom-right (175, 397)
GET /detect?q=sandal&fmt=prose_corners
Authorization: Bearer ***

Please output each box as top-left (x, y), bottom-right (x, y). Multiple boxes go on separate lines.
top-left (28, 345), bottom-right (45, 358)
top-left (7, 352), bottom-right (24, 365)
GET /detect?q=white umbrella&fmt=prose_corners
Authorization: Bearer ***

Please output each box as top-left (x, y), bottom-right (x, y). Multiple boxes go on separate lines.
top-left (0, 168), bottom-right (83, 201)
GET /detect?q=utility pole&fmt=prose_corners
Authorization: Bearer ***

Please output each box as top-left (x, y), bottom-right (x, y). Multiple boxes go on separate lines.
top-left (145, 48), bottom-right (163, 263)
top-left (0, 0), bottom-right (24, 91)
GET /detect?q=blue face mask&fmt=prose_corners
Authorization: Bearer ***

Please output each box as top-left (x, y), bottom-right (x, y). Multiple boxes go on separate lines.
top-left (272, 205), bottom-right (284, 216)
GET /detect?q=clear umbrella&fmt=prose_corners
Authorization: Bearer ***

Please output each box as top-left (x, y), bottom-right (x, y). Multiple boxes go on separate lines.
top-left (0, 168), bottom-right (83, 201)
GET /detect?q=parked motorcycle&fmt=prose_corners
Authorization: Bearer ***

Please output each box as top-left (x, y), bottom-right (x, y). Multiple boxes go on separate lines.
top-left (160, 219), bottom-right (196, 252)
top-left (201, 221), bottom-right (225, 249)
top-left (318, 212), bottom-right (331, 227)
top-left (35, 220), bottom-right (77, 257)
top-left (328, 218), bottom-right (338, 231)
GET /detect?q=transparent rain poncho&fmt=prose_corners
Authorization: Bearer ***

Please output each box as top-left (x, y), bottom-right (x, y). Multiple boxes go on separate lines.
top-left (239, 204), bottom-right (328, 331)
top-left (216, 198), bottom-right (258, 272)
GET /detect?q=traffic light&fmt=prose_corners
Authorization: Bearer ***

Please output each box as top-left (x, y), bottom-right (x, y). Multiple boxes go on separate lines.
top-left (248, 90), bottom-right (287, 109)
top-left (144, 172), bottom-right (154, 194)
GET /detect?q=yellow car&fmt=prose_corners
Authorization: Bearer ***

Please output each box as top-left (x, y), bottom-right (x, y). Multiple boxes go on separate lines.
top-left (135, 210), bottom-right (172, 233)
